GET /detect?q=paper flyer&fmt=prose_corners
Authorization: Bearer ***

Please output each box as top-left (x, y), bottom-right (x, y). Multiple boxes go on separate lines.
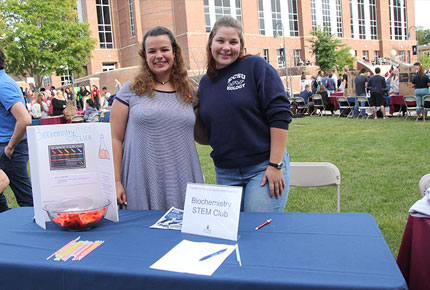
top-left (150, 207), bottom-right (183, 230)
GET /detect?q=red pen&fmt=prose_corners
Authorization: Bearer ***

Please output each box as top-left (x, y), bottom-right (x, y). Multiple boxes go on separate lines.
top-left (255, 219), bottom-right (272, 231)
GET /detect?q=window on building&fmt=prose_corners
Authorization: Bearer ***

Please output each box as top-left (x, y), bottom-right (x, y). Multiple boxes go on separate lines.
top-left (277, 48), bottom-right (285, 68)
top-left (374, 50), bottom-right (380, 64)
top-left (335, 0), bottom-right (343, 37)
top-left (235, 0), bottom-right (242, 23)
top-left (407, 50), bottom-right (411, 63)
top-left (42, 75), bottom-right (51, 88)
top-left (399, 50), bottom-right (405, 61)
top-left (215, 0), bottom-right (231, 20)
top-left (204, 0), bottom-right (242, 32)
top-left (263, 49), bottom-right (269, 62)
top-left (362, 50), bottom-right (369, 61)
top-left (204, 0), bottom-right (211, 32)
top-left (61, 71), bottom-right (72, 86)
top-left (257, 0), bottom-right (265, 35)
top-left (321, 0), bottom-right (331, 32)
top-left (311, 0), bottom-right (317, 31)
top-left (96, 0), bottom-right (114, 49)
top-left (293, 49), bottom-right (301, 66)
top-left (272, 0), bottom-right (283, 37)
top-left (128, 0), bottom-right (135, 37)
top-left (357, 0), bottom-right (365, 39)
top-left (369, 0), bottom-right (377, 40)
top-left (102, 63), bottom-right (116, 71)
top-left (287, 0), bottom-right (299, 37)
top-left (390, 0), bottom-right (407, 40)
top-left (349, 0), bottom-right (354, 38)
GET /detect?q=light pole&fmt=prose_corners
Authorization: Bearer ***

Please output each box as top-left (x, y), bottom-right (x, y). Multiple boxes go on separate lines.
top-left (408, 26), bottom-right (419, 62)
top-left (274, 21), bottom-right (289, 92)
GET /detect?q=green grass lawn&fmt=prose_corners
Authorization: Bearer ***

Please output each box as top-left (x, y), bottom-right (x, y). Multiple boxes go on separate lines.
top-left (4, 115), bottom-right (429, 257)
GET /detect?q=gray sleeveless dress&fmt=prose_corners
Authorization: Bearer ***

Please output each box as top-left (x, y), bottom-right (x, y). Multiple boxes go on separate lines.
top-left (116, 82), bottom-right (204, 210)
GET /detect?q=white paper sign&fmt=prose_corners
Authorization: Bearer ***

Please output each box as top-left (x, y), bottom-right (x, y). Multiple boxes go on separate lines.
top-left (26, 123), bottom-right (119, 229)
top-left (181, 183), bottom-right (242, 241)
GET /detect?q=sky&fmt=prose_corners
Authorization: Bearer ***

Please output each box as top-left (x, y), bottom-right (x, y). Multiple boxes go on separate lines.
top-left (415, 0), bottom-right (430, 30)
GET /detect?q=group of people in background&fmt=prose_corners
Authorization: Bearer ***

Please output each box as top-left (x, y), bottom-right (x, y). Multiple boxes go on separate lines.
top-left (297, 61), bottom-right (426, 119)
top-left (23, 82), bottom-right (118, 123)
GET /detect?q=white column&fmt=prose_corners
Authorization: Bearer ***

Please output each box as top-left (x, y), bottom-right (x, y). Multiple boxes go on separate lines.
top-left (351, 0), bottom-right (359, 40)
top-left (264, 0), bottom-right (274, 37)
top-left (280, 0), bottom-right (289, 36)
top-left (364, 0), bottom-right (371, 40)
top-left (330, 0), bottom-right (338, 36)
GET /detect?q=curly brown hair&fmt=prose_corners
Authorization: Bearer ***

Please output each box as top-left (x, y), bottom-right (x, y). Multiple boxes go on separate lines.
top-left (131, 26), bottom-right (193, 104)
top-left (206, 16), bottom-right (245, 81)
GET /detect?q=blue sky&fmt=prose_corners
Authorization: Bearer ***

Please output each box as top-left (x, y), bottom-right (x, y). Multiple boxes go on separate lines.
top-left (415, 0), bottom-right (430, 29)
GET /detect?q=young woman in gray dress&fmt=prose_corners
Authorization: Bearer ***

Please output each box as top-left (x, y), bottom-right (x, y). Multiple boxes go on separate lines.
top-left (110, 26), bottom-right (204, 210)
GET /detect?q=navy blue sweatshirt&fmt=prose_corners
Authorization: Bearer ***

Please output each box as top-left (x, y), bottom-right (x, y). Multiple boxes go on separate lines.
top-left (198, 56), bottom-right (292, 169)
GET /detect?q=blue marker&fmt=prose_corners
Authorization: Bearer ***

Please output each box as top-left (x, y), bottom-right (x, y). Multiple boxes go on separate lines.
top-left (199, 248), bottom-right (227, 261)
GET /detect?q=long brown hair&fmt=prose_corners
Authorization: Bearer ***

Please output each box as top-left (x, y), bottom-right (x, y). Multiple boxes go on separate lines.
top-left (206, 16), bottom-right (245, 81)
top-left (131, 26), bottom-right (193, 104)
top-left (418, 64), bottom-right (425, 78)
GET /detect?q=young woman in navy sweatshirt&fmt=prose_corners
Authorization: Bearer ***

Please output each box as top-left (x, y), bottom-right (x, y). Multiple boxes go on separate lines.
top-left (196, 16), bottom-right (293, 212)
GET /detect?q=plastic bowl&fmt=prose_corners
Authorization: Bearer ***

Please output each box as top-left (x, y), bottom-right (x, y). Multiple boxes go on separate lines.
top-left (43, 197), bottom-right (110, 231)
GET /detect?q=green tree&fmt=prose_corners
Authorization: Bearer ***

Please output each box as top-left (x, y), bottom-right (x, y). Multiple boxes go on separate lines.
top-left (416, 28), bottom-right (430, 45)
top-left (334, 47), bottom-right (356, 73)
top-left (308, 27), bottom-right (355, 72)
top-left (419, 53), bottom-right (430, 71)
top-left (0, 0), bottom-right (96, 88)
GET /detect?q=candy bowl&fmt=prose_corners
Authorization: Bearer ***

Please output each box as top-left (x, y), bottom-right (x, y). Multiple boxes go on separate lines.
top-left (43, 197), bottom-right (111, 231)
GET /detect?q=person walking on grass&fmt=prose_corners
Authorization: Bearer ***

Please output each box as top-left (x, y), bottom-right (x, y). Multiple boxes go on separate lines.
top-left (367, 67), bottom-right (387, 119)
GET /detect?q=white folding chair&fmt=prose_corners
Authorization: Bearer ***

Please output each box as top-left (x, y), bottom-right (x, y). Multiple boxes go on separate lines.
top-left (403, 95), bottom-right (419, 121)
top-left (422, 95), bottom-right (430, 122)
top-left (70, 115), bottom-right (85, 123)
top-left (356, 96), bottom-right (371, 119)
top-left (311, 94), bottom-right (325, 116)
top-left (336, 96), bottom-right (354, 118)
top-left (290, 162), bottom-right (341, 212)
top-left (419, 174), bottom-right (430, 196)
top-left (294, 97), bottom-right (308, 115)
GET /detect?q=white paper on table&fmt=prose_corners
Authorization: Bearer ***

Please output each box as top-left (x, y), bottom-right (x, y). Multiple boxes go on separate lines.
top-left (150, 240), bottom-right (236, 276)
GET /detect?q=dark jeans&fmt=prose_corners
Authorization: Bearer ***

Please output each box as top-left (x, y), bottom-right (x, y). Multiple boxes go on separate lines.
top-left (0, 141), bottom-right (33, 212)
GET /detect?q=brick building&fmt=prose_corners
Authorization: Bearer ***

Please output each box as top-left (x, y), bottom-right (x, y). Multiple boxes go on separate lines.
top-left (45, 0), bottom-right (417, 94)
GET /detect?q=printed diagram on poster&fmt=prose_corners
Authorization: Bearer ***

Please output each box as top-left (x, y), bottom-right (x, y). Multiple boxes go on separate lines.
top-left (26, 123), bottom-right (119, 229)
top-left (49, 144), bottom-right (86, 170)
top-left (181, 183), bottom-right (242, 241)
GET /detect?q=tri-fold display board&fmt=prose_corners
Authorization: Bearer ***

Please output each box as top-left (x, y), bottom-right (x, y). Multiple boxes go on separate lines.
top-left (26, 123), bottom-right (118, 229)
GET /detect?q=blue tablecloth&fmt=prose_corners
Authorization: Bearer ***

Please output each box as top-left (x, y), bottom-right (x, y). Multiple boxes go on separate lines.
top-left (0, 208), bottom-right (407, 290)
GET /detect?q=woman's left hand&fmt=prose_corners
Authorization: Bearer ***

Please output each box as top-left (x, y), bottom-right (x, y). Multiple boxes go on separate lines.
top-left (261, 166), bottom-right (285, 198)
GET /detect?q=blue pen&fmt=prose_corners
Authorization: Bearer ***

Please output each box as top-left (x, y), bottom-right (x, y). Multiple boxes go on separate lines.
top-left (199, 248), bottom-right (228, 261)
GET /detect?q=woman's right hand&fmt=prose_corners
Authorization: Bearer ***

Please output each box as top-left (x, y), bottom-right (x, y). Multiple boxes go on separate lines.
top-left (116, 181), bottom-right (127, 205)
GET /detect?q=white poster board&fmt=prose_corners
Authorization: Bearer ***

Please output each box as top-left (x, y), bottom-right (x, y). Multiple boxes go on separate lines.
top-left (26, 123), bottom-right (118, 229)
top-left (181, 183), bottom-right (242, 241)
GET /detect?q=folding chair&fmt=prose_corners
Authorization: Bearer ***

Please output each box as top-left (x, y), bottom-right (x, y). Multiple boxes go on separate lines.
top-left (403, 95), bottom-right (419, 121)
top-left (355, 96), bottom-right (371, 119)
top-left (290, 162), bottom-right (341, 212)
top-left (90, 114), bottom-right (100, 122)
top-left (419, 174), bottom-right (430, 196)
top-left (336, 96), bottom-right (353, 118)
top-left (70, 115), bottom-right (85, 123)
top-left (310, 94), bottom-right (324, 116)
top-left (423, 95), bottom-right (430, 122)
top-left (294, 97), bottom-right (308, 115)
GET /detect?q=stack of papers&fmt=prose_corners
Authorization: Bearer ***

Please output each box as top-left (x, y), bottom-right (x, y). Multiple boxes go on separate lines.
top-left (150, 240), bottom-right (235, 276)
